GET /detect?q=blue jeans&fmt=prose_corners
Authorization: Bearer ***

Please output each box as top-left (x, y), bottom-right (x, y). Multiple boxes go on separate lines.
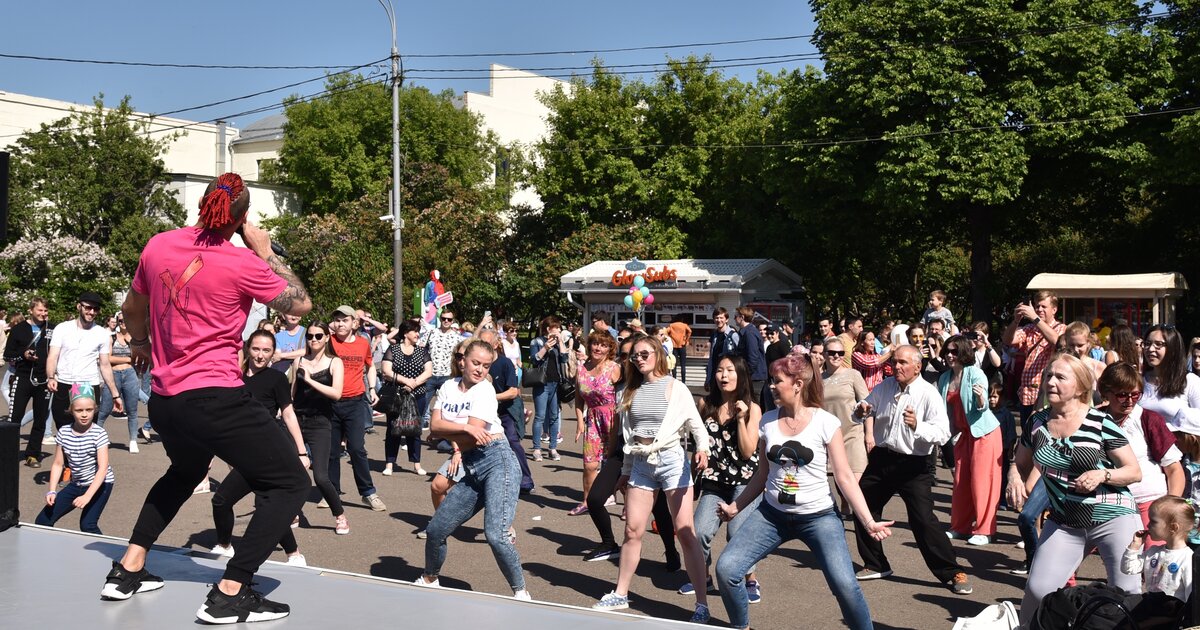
top-left (717, 504), bottom-right (873, 630)
top-left (531, 382), bottom-right (560, 451)
top-left (1017, 479), bottom-right (1050, 563)
top-left (424, 439), bottom-right (525, 590)
top-left (329, 396), bottom-right (376, 498)
top-left (36, 481), bottom-right (113, 534)
top-left (97, 368), bottom-right (142, 440)
top-left (696, 485), bottom-right (761, 571)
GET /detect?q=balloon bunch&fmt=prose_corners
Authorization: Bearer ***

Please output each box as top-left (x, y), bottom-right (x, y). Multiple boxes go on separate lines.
top-left (623, 274), bottom-right (655, 311)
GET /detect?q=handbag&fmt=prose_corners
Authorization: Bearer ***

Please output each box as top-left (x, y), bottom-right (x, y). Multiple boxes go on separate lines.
top-left (522, 365), bottom-right (546, 388)
top-left (387, 390), bottom-right (422, 438)
top-left (557, 379), bottom-right (577, 404)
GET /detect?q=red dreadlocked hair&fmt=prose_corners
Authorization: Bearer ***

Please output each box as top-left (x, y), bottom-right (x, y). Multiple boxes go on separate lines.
top-left (199, 173), bottom-right (248, 229)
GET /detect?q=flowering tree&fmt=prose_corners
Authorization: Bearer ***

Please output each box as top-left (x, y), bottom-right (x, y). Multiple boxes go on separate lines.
top-left (0, 236), bottom-right (127, 320)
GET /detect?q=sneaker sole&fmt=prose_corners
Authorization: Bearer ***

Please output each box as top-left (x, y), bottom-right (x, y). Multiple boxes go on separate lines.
top-left (855, 571), bottom-right (893, 581)
top-left (585, 552), bottom-right (618, 562)
top-left (196, 605), bottom-right (289, 624)
top-left (593, 603), bottom-right (629, 611)
top-left (101, 580), bottom-right (164, 601)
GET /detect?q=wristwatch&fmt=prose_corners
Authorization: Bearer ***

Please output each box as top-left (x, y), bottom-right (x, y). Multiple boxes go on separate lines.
top-left (1103, 470), bottom-right (1112, 483)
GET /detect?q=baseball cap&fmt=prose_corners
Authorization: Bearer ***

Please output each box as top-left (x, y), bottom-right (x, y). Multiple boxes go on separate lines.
top-left (331, 304), bottom-right (356, 319)
top-left (78, 292), bottom-right (104, 307)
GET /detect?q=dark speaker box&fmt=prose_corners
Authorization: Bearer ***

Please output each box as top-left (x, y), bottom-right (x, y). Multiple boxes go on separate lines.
top-left (0, 421), bottom-right (18, 531)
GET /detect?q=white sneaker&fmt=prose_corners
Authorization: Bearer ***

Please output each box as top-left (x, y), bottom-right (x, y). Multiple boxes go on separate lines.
top-left (193, 479), bottom-right (211, 495)
top-left (129, 440), bottom-right (139, 454)
top-left (513, 590), bottom-right (532, 601)
top-left (43, 435), bottom-right (56, 446)
top-left (364, 494), bottom-right (387, 512)
top-left (210, 544), bottom-right (234, 558)
top-left (285, 554), bottom-right (307, 567)
top-left (382, 466), bottom-right (393, 476)
top-left (412, 576), bottom-right (440, 588)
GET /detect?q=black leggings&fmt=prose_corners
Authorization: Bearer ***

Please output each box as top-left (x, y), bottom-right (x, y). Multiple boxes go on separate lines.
top-left (586, 455), bottom-right (677, 551)
top-left (212, 469), bottom-right (299, 554)
top-left (299, 414), bottom-right (344, 516)
top-left (10, 373), bottom-right (51, 459)
top-left (129, 386), bottom-right (310, 585)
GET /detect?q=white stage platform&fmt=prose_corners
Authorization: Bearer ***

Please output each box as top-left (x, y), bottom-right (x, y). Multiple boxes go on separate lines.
top-left (1, 524), bottom-right (694, 628)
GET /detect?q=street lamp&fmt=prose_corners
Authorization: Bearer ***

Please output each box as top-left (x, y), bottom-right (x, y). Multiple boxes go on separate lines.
top-left (377, 0), bottom-right (403, 327)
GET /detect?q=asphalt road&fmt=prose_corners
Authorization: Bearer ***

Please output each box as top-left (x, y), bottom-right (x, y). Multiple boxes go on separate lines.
top-left (9, 401), bottom-right (1113, 629)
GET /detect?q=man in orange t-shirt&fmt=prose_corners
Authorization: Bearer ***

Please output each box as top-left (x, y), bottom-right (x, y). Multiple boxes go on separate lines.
top-left (667, 314), bottom-right (692, 382)
top-left (329, 305), bottom-right (385, 512)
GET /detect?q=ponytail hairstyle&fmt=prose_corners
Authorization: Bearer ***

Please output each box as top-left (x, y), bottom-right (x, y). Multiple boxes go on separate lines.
top-left (199, 173), bottom-right (249, 230)
top-left (768, 352), bottom-right (824, 408)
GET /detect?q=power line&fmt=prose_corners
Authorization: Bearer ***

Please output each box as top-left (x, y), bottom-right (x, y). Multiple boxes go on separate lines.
top-left (405, 55), bottom-right (815, 81)
top-left (402, 34), bottom-right (813, 59)
top-left (538, 104), bottom-right (1200, 154)
top-left (0, 51), bottom-right (374, 71)
top-left (405, 53), bottom-right (811, 74)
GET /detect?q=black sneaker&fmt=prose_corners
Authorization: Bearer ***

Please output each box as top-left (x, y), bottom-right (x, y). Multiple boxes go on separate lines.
top-left (664, 551), bottom-right (682, 573)
top-left (100, 561), bottom-right (165, 600)
top-left (584, 542), bottom-right (620, 562)
top-left (196, 584), bottom-right (290, 624)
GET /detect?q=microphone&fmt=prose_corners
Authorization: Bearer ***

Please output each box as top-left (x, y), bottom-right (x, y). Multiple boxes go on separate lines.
top-left (236, 225), bottom-right (287, 258)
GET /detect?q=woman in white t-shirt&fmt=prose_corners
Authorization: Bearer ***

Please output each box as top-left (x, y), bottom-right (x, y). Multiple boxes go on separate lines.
top-left (714, 353), bottom-right (893, 630)
top-left (413, 339), bottom-right (529, 601)
top-left (1141, 325), bottom-right (1200, 430)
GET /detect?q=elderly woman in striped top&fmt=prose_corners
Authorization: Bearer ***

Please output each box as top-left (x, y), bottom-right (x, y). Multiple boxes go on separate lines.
top-left (592, 335), bottom-right (712, 623)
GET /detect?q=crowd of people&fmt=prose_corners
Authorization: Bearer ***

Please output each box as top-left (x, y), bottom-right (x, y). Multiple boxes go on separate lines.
top-left (5, 181), bottom-right (1200, 626)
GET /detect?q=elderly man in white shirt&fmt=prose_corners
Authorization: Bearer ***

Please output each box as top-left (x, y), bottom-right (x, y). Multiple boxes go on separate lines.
top-left (851, 345), bottom-right (974, 595)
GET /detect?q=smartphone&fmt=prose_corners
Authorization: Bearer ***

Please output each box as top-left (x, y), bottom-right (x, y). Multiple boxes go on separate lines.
top-left (484, 310), bottom-right (491, 318)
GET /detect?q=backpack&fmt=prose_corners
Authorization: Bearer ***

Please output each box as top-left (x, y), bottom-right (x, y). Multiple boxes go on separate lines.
top-left (1031, 583), bottom-right (1135, 630)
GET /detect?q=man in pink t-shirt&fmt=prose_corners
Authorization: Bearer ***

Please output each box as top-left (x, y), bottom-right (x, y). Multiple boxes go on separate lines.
top-left (103, 174), bottom-right (313, 624)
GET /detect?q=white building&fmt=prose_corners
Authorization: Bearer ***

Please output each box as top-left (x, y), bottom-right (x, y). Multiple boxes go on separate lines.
top-left (461, 64), bottom-right (571, 209)
top-left (0, 90), bottom-right (299, 225)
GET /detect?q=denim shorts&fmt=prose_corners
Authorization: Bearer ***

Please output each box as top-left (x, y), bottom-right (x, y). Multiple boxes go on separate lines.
top-left (628, 444), bottom-right (691, 491)
top-left (436, 455), bottom-right (467, 483)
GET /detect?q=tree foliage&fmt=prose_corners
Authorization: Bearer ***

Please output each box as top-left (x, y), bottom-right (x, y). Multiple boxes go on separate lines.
top-left (0, 236), bottom-right (127, 321)
top-left (272, 74), bottom-right (500, 216)
top-left (6, 96), bottom-right (183, 274)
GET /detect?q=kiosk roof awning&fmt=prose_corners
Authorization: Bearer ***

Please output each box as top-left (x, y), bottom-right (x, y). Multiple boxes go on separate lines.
top-left (560, 258), bottom-right (803, 293)
top-left (1026, 272), bottom-right (1189, 296)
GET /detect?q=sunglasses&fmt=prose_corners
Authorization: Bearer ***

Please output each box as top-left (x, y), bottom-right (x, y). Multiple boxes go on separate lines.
top-left (824, 350), bottom-right (845, 357)
top-left (1112, 391), bottom-right (1142, 402)
top-left (80, 305), bottom-right (99, 312)
top-left (441, 317), bottom-right (455, 322)
top-left (630, 351), bottom-right (654, 361)
top-left (305, 333), bottom-right (325, 340)
top-left (454, 352), bottom-right (464, 359)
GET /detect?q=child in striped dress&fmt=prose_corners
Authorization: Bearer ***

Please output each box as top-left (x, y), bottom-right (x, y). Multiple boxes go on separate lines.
top-left (36, 383), bottom-right (115, 534)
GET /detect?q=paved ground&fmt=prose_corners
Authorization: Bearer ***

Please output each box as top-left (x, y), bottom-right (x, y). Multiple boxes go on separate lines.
top-left (9, 402), bottom-right (1113, 629)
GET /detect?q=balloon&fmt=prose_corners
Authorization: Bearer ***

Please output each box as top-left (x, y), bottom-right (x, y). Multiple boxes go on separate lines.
top-left (624, 295), bottom-right (634, 308)
top-left (644, 294), bottom-right (655, 305)
top-left (629, 286), bottom-right (637, 294)
top-left (641, 286), bottom-right (652, 298)
top-left (633, 275), bottom-right (645, 288)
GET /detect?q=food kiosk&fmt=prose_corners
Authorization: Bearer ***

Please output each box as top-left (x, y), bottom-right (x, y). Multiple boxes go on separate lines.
top-left (1025, 272), bottom-right (1188, 336)
top-left (560, 258), bottom-right (805, 383)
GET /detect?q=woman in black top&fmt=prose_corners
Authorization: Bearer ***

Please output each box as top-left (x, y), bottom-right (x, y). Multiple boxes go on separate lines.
top-left (210, 330), bottom-right (310, 564)
top-left (294, 322), bottom-right (348, 535)
top-left (382, 320), bottom-right (433, 476)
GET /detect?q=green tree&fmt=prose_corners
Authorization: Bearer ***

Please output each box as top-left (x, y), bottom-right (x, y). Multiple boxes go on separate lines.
top-left (0, 236), bottom-right (127, 321)
top-left (532, 58), bottom-right (784, 257)
top-left (266, 163), bottom-right (508, 323)
top-left (272, 73), bottom-right (500, 216)
top-left (777, 0), bottom-right (1172, 322)
top-left (7, 96), bottom-right (184, 272)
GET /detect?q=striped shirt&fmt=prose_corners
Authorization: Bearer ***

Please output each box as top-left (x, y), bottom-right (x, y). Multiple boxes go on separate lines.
top-left (56, 423), bottom-right (115, 486)
top-left (629, 377), bottom-right (672, 439)
top-left (1030, 408), bottom-right (1136, 528)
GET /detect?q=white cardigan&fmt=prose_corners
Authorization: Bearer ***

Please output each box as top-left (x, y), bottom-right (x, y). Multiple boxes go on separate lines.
top-left (620, 377), bottom-right (710, 476)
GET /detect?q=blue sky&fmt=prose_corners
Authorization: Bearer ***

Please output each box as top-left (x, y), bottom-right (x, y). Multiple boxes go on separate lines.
top-left (2, 1), bottom-right (818, 129)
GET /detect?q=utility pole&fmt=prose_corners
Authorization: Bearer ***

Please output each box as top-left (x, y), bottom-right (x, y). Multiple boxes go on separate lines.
top-left (378, 0), bottom-right (404, 327)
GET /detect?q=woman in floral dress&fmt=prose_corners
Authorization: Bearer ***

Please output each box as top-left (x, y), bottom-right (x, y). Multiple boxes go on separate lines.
top-left (571, 331), bottom-right (621, 515)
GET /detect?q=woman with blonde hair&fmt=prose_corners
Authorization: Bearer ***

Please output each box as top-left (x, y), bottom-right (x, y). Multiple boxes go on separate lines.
top-left (592, 336), bottom-right (712, 623)
top-left (1011, 353), bottom-right (1142, 626)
